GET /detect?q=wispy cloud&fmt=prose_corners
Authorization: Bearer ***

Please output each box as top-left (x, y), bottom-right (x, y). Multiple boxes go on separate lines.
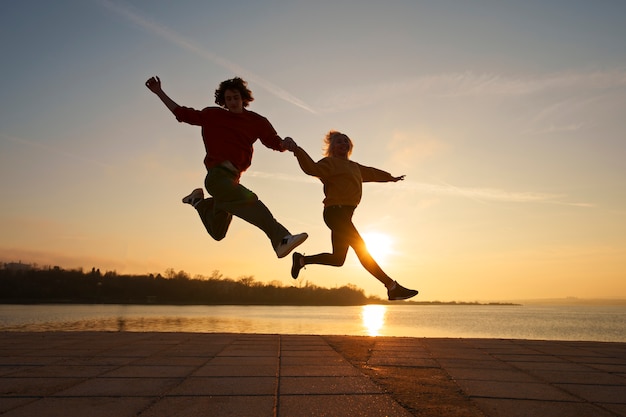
top-left (400, 180), bottom-right (563, 203)
top-left (419, 70), bottom-right (626, 97)
top-left (522, 123), bottom-right (585, 135)
top-left (248, 169), bottom-right (590, 206)
top-left (247, 171), bottom-right (319, 184)
top-left (98, 0), bottom-right (316, 114)
top-left (317, 69), bottom-right (626, 113)
top-left (404, 180), bottom-right (594, 207)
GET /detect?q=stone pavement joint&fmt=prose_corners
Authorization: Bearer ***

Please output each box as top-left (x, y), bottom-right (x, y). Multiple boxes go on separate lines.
top-left (0, 332), bottom-right (625, 416)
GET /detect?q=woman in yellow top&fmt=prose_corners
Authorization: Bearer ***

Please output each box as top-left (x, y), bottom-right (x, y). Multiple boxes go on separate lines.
top-left (285, 131), bottom-right (418, 301)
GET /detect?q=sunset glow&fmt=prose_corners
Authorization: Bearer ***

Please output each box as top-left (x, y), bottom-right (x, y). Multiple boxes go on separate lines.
top-left (362, 232), bottom-right (394, 264)
top-left (1, 1), bottom-right (625, 302)
top-left (361, 305), bottom-right (387, 336)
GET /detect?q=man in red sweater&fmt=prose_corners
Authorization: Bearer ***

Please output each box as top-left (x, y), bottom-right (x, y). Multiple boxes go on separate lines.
top-left (145, 76), bottom-right (307, 258)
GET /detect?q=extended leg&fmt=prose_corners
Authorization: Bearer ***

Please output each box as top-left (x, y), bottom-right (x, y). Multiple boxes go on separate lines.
top-left (204, 168), bottom-right (305, 256)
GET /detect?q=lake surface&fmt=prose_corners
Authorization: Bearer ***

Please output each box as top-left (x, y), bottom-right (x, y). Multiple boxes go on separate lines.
top-left (1, 304), bottom-right (625, 342)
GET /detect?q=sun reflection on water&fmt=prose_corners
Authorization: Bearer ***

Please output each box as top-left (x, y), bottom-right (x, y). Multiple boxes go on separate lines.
top-left (361, 304), bottom-right (387, 336)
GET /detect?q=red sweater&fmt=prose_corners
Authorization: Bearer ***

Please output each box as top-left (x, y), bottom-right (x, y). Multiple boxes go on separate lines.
top-left (173, 106), bottom-right (283, 172)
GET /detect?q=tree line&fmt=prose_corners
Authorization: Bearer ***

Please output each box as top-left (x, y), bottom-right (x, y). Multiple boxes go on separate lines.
top-left (0, 263), bottom-right (374, 306)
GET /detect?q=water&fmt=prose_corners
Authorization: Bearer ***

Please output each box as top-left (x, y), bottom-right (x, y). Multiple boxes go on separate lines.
top-left (1, 304), bottom-right (625, 342)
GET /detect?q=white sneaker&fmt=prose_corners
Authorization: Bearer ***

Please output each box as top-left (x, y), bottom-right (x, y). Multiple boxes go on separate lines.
top-left (182, 188), bottom-right (204, 207)
top-left (275, 233), bottom-right (308, 258)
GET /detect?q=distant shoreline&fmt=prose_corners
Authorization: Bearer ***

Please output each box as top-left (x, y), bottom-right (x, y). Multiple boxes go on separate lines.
top-left (0, 300), bottom-right (521, 306)
top-left (4, 299), bottom-right (626, 306)
top-left (3, 262), bottom-right (625, 307)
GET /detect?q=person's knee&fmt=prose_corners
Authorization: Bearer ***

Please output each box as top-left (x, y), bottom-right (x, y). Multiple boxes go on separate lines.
top-left (211, 232), bottom-right (227, 241)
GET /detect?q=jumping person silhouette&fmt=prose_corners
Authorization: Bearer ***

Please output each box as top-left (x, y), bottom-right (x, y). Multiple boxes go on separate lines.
top-left (284, 131), bottom-right (418, 300)
top-left (145, 76), bottom-right (307, 258)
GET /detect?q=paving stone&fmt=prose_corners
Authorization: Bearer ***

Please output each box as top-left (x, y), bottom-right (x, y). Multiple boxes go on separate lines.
top-left (555, 383), bottom-right (626, 404)
top-left (193, 364), bottom-right (277, 377)
top-left (281, 365), bottom-right (362, 377)
top-left (0, 377), bottom-right (82, 396)
top-left (140, 395), bottom-right (275, 417)
top-left (1, 332), bottom-right (625, 417)
top-left (169, 376), bottom-right (276, 396)
top-left (473, 398), bottom-right (616, 417)
top-left (280, 376), bottom-right (382, 395)
top-left (53, 377), bottom-right (179, 397)
top-left (0, 397), bottom-right (154, 417)
top-left (454, 379), bottom-right (579, 401)
top-left (280, 394), bottom-right (414, 417)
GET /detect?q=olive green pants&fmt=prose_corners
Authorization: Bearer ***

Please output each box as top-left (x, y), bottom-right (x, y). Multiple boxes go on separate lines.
top-left (195, 167), bottom-right (290, 249)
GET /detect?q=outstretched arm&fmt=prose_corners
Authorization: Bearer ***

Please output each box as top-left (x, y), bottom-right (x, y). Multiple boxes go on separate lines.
top-left (284, 137), bottom-right (330, 177)
top-left (145, 76), bottom-right (180, 114)
top-left (359, 164), bottom-right (406, 183)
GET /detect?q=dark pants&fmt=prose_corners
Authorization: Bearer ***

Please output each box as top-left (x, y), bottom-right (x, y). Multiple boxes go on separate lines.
top-left (195, 167), bottom-right (290, 250)
top-left (304, 205), bottom-right (393, 287)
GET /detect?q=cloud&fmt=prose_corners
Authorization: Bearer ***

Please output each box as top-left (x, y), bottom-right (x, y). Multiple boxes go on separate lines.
top-left (316, 68), bottom-right (626, 113)
top-left (248, 169), bottom-right (589, 206)
top-left (247, 170), bottom-right (318, 184)
top-left (98, 0), bottom-right (316, 114)
top-left (412, 69), bottom-right (626, 98)
top-left (523, 123), bottom-right (584, 135)
top-left (401, 180), bottom-right (563, 203)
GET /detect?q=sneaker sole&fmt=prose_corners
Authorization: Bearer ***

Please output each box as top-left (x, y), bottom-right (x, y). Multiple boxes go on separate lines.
top-left (277, 234), bottom-right (308, 258)
top-left (182, 189), bottom-right (203, 204)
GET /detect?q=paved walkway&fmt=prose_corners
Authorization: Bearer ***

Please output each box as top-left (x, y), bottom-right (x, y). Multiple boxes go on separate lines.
top-left (0, 332), bottom-right (625, 416)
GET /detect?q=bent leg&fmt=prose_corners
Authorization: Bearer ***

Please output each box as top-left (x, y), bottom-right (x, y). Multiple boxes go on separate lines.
top-left (302, 205), bottom-right (351, 267)
top-left (195, 197), bottom-right (232, 241)
top-left (304, 227), bottom-right (350, 266)
top-left (311, 206), bottom-right (394, 287)
top-left (205, 168), bottom-right (290, 247)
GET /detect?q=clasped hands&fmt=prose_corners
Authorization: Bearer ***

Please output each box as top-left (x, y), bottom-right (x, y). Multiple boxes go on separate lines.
top-left (282, 137), bottom-right (298, 152)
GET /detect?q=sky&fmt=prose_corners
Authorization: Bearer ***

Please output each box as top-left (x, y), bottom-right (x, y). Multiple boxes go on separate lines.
top-left (1, 0), bottom-right (625, 302)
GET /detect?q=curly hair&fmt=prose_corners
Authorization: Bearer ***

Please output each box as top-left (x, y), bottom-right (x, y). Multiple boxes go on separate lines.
top-left (214, 77), bottom-right (254, 108)
top-left (323, 130), bottom-right (353, 157)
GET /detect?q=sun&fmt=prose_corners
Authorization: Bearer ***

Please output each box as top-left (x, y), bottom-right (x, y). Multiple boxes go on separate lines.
top-left (361, 232), bottom-right (394, 262)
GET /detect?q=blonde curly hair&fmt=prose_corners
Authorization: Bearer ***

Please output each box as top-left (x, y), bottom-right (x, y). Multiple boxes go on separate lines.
top-left (323, 130), bottom-right (353, 157)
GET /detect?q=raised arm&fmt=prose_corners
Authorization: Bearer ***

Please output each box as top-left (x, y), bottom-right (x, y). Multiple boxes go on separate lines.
top-left (145, 76), bottom-right (180, 114)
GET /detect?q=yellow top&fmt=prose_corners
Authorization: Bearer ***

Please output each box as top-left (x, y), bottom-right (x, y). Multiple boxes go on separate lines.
top-left (294, 146), bottom-right (395, 207)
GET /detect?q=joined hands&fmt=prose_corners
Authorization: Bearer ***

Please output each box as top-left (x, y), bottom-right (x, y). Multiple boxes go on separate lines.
top-left (282, 137), bottom-right (298, 152)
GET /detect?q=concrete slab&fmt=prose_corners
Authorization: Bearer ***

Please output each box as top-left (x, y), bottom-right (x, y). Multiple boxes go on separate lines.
top-left (140, 396), bottom-right (276, 417)
top-left (1, 397), bottom-right (154, 417)
top-left (473, 398), bottom-right (617, 417)
top-left (1, 332), bottom-right (626, 417)
top-left (279, 394), bottom-right (414, 417)
top-left (279, 376), bottom-right (382, 395)
top-left (169, 376), bottom-right (276, 396)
